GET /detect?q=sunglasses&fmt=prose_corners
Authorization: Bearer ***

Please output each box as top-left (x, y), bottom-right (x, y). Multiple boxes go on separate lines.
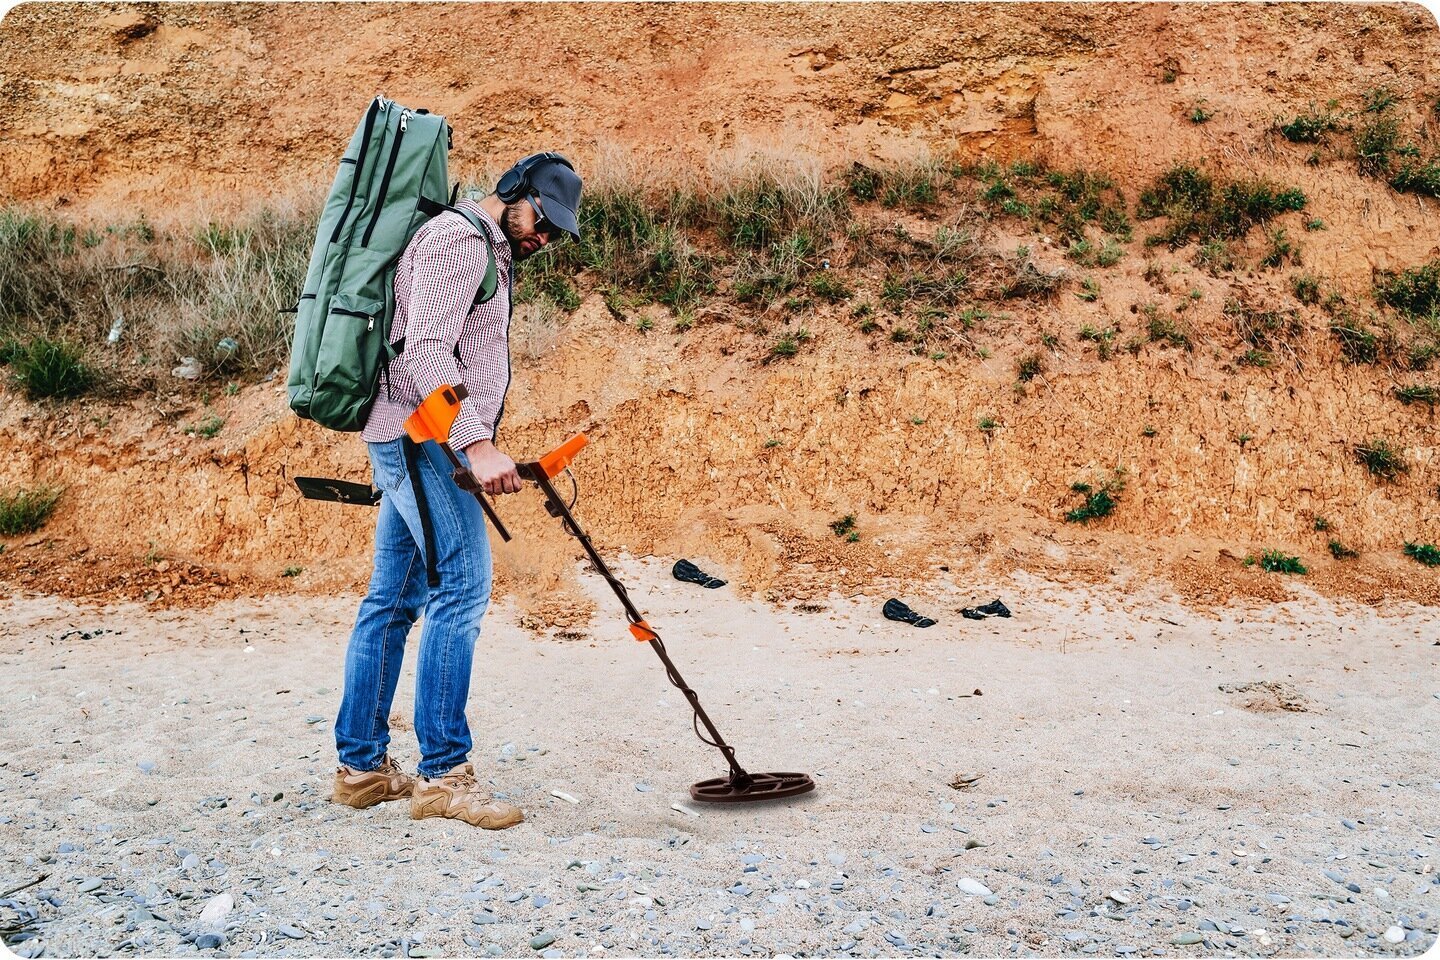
top-left (525, 194), bottom-right (563, 240)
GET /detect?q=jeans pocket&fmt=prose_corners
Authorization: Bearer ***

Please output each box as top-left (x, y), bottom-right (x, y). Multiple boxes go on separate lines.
top-left (367, 439), bottom-right (407, 495)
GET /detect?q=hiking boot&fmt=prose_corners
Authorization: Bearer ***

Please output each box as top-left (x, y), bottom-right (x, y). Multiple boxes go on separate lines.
top-left (410, 762), bottom-right (524, 829)
top-left (331, 754), bottom-right (415, 809)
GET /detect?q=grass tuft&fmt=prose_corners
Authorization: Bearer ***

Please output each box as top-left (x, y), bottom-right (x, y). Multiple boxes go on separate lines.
top-left (0, 484), bottom-right (64, 535)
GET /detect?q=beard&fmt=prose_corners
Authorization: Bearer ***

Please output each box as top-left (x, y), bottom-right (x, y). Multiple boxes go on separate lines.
top-left (500, 202), bottom-right (528, 259)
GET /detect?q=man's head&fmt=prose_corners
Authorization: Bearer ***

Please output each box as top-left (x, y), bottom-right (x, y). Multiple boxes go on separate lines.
top-left (494, 152), bottom-right (582, 262)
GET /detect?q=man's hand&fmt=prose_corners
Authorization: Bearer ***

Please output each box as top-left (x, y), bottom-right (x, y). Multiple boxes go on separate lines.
top-left (462, 440), bottom-right (522, 495)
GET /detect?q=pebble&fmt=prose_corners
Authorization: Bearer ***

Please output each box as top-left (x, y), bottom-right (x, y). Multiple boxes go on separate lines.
top-left (983, 895), bottom-right (999, 906)
top-left (472, 912), bottom-right (498, 925)
top-left (195, 934), bottom-right (224, 950)
top-left (696, 919), bottom-right (712, 930)
top-left (635, 783), bottom-right (653, 792)
top-left (1108, 890), bottom-right (1131, 905)
top-left (739, 918), bottom-right (755, 932)
top-left (1383, 927), bottom-right (1405, 944)
top-left (1323, 870), bottom-right (1346, 884)
top-left (530, 932), bottom-right (558, 950)
top-left (277, 925), bottom-right (306, 939)
top-left (77, 878), bottom-right (102, 893)
top-left (182, 854), bottom-right (200, 870)
top-left (957, 878), bottom-right (992, 897)
top-left (138, 760), bottom-right (157, 774)
top-left (1172, 933), bottom-right (1204, 945)
top-left (920, 824), bottom-right (937, 833)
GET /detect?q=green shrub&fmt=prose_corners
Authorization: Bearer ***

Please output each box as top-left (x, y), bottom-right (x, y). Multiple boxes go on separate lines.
top-left (1237, 348), bottom-right (1272, 368)
top-left (1403, 541), bottom-right (1440, 566)
top-left (1330, 321), bottom-right (1379, 363)
top-left (0, 484), bottom-right (64, 535)
top-left (1390, 160), bottom-right (1440, 198)
top-left (1354, 439), bottom-right (1407, 480)
top-left (1375, 260), bottom-right (1440, 319)
top-left (1015, 352), bottom-right (1044, 381)
top-left (1146, 309), bottom-right (1191, 349)
top-left (1329, 539), bottom-right (1358, 560)
top-left (1064, 471), bottom-right (1125, 524)
top-left (1394, 384), bottom-right (1438, 406)
top-left (829, 514), bottom-right (857, 538)
top-left (1354, 113), bottom-right (1402, 177)
top-left (846, 163), bottom-right (882, 202)
top-left (1247, 549), bottom-right (1307, 574)
top-left (880, 160), bottom-right (941, 209)
top-left (1277, 107), bottom-right (1341, 143)
top-left (1291, 274), bottom-right (1321, 304)
top-left (1138, 166), bottom-right (1305, 247)
top-left (808, 272), bottom-right (852, 302)
top-left (10, 337), bottom-right (94, 400)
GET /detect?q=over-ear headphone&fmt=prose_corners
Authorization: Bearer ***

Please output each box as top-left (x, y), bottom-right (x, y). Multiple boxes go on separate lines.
top-left (495, 152), bottom-right (574, 203)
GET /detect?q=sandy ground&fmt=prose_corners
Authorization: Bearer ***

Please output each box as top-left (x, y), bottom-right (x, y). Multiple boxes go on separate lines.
top-left (1, 561), bottom-right (1437, 959)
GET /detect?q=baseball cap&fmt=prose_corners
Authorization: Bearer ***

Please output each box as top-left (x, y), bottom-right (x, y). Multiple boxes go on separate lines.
top-left (529, 159), bottom-right (583, 240)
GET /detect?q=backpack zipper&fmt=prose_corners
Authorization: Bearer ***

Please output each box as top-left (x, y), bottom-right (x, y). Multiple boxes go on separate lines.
top-left (360, 109), bottom-right (410, 248)
top-left (329, 97), bottom-right (383, 245)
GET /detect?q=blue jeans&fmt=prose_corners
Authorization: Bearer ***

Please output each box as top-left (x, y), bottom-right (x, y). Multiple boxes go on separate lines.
top-left (334, 437), bottom-right (492, 778)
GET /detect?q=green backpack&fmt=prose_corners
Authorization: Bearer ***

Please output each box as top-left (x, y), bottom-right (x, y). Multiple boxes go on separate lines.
top-left (287, 96), bottom-right (498, 432)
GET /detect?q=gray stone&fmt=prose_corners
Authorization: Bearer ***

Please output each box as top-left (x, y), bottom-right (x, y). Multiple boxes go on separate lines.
top-left (77, 878), bottom-right (102, 893)
top-left (1172, 933), bottom-right (1204, 945)
top-left (277, 925), bottom-right (306, 939)
top-left (696, 919), bottom-right (712, 930)
top-left (195, 934), bottom-right (225, 950)
top-left (138, 761), bottom-right (158, 774)
top-left (529, 931), bottom-right (558, 950)
top-left (182, 854), bottom-right (200, 871)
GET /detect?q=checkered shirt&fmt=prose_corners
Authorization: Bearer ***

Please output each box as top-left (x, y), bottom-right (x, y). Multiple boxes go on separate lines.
top-left (360, 199), bottom-right (514, 450)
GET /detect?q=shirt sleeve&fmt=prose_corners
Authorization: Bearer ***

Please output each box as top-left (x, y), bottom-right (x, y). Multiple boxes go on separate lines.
top-left (400, 223), bottom-right (494, 448)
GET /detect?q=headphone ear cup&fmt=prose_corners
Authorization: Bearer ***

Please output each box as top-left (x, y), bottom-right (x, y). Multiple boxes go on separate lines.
top-left (496, 169), bottom-right (520, 203)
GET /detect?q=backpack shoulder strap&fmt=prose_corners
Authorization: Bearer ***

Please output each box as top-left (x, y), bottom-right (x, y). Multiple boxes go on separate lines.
top-left (444, 206), bottom-right (500, 308)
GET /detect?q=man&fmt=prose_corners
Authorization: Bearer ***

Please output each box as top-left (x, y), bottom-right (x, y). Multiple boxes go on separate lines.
top-left (329, 153), bottom-right (583, 829)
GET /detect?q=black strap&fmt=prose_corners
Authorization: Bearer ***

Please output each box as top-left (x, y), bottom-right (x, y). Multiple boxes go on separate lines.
top-left (331, 97), bottom-right (382, 245)
top-left (402, 437), bottom-right (441, 588)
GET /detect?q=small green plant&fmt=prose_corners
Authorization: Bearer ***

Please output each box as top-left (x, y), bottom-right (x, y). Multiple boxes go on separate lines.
top-left (1291, 274), bottom-right (1320, 304)
top-left (1190, 103), bottom-right (1211, 124)
top-left (1329, 539), bottom-right (1358, 560)
top-left (1277, 107), bottom-right (1341, 143)
top-left (1141, 424), bottom-right (1157, 437)
top-left (845, 530), bottom-right (860, 543)
top-left (1016, 352), bottom-right (1044, 382)
top-left (1238, 348), bottom-right (1272, 368)
top-left (829, 514), bottom-right (857, 538)
top-left (1374, 260), bottom-right (1440, 319)
top-left (1247, 549), bottom-right (1307, 574)
top-left (1064, 471), bottom-right (1126, 524)
top-left (769, 334), bottom-right (799, 359)
top-left (282, 566), bottom-right (303, 578)
top-left (1394, 384), bottom-right (1439, 406)
top-left (1305, 218), bottom-right (1325, 231)
top-left (1235, 433), bottom-right (1253, 449)
top-left (1363, 86), bottom-right (1397, 114)
top-left (910, 416), bottom-right (926, 426)
top-left (1403, 541), bottom-right (1440, 566)
top-left (889, 326), bottom-right (913, 344)
top-left (846, 163), bottom-right (882, 202)
top-left (1259, 228), bottom-right (1297, 269)
top-left (1354, 439), bottom-right (1407, 480)
top-left (978, 416), bottom-right (998, 435)
top-left (10, 337), bottom-right (95, 400)
top-left (0, 484), bottom-right (64, 535)
top-left (1145, 308), bottom-right (1191, 349)
top-left (1075, 277), bottom-right (1100, 302)
top-left (223, 381), bottom-right (240, 397)
top-left (808, 272), bottom-right (852, 302)
top-left (186, 412), bottom-right (225, 439)
top-left (1312, 516), bottom-right (1331, 532)
top-left (1331, 321), bottom-right (1379, 364)
top-left (634, 316), bottom-right (654, 333)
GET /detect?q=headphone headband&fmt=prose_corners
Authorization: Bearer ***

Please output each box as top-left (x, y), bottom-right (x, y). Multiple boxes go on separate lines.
top-left (496, 152), bottom-right (574, 203)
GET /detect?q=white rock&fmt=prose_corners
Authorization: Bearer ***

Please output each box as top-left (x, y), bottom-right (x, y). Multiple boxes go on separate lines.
top-left (1108, 890), bottom-right (1131, 904)
top-left (172, 357), bottom-right (203, 380)
top-left (1383, 927), bottom-right (1405, 944)
top-left (794, 879), bottom-right (810, 889)
top-left (549, 790), bottom-right (579, 805)
top-left (957, 878), bottom-right (992, 897)
top-left (670, 802), bottom-right (699, 818)
top-left (198, 893), bottom-right (233, 929)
